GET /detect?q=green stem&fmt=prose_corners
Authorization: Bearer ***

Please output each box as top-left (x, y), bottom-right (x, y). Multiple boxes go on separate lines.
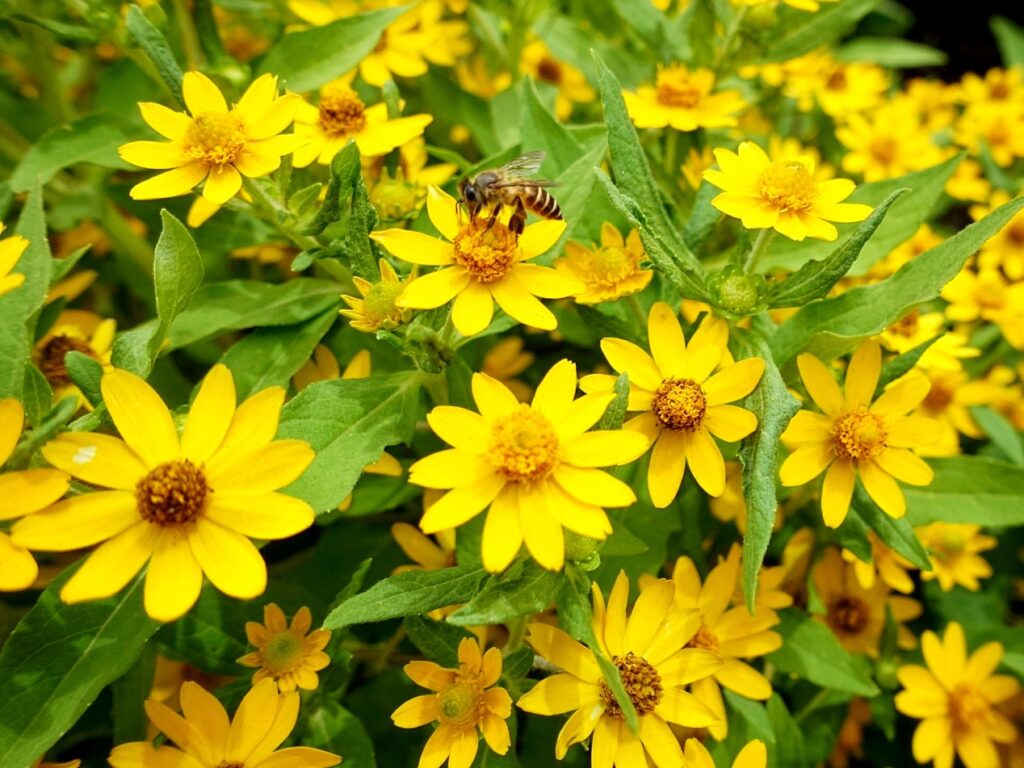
top-left (794, 687), bottom-right (833, 724)
top-left (242, 178), bottom-right (321, 252)
top-left (626, 294), bottom-right (647, 330)
top-left (743, 228), bottom-right (774, 274)
top-left (504, 616), bottom-right (528, 654)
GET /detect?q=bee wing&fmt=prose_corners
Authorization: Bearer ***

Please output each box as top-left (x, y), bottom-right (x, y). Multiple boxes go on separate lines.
top-left (497, 151), bottom-right (547, 179)
top-left (490, 179), bottom-right (561, 189)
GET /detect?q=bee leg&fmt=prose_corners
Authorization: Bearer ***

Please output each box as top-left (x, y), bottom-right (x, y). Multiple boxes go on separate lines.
top-left (485, 205), bottom-right (501, 232)
top-left (509, 200), bottom-right (527, 235)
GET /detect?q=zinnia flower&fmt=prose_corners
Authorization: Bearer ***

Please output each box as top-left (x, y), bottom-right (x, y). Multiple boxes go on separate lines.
top-left (624, 65), bottom-right (746, 131)
top-left (555, 222), bottom-right (653, 304)
top-left (238, 603), bottom-right (331, 692)
top-left (0, 221), bottom-right (28, 297)
top-left (12, 365), bottom-right (316, 622)
top-left (409, 359), bottom-right (648, 572)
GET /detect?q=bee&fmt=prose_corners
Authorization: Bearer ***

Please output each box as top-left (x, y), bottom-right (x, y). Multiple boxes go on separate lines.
top-left (458, 151), bottom-right (561, 235)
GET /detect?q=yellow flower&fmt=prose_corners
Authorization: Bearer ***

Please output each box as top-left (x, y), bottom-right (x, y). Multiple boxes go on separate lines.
top-left (733, 0), bottom-right (835, 10)
top-left (363, 137), bottom-right (458, 220)
top-left (666, 554), bottom-right (781, 740)
top-left (767, 135), bottom-right (835, 180)
top-left (865, 223), bottom-right (943, 282)
top-left (555, 222), bottom-right (653, 304)
top-left (683, 738), bottom-right (768, 768)
top-left (238, 603), bottom-right (331, 692)
top-left (0, 221), bottom-right (28, 297)
top-left (0, 399), bottom-right (69, 591)
top-left (372, 187), bottom-right (582, 336)
top-left (811, 548), bottom-right (921, 657)
top-left (581, 303), bottom-right (764, 505)
top-left (518, 571), bottom-right (722, 765)
top-left (108, 679), bottom-right (341, 768)
top-left (292, 77), bottom-right (433, 167)
top-left (957, 67), bottom-right (1024, 107)
top-left (879, 310), bottom-right (979, 373)
top-left (896, 77), bottom-right (960, 133)
top-left (12, 365), bottom-right (316, 622)
top-left (392, 521), bottom-right (456, 573)
top-left (895, 621), bottom-right (1019, 768)
top-left (624, 65), bottom-right (746, 131)
top-left (780, 340), bottom-right (941, 527)
top-left (971, 190), bottom-right (1024, 280)
top-left (682, 146), bottom-right (716, 189)
top-left (815, 60), bottom-right (889, 118)
top-left (481, 336), bottom-right (534, 402)
top-left (520, 40), bottom-right (597, 120)
top-left (954, 103), bottom-right (1024, 167)
top-left (723, 544), bottom-right (793, 620)
top-left (841, 529), bottom-right (917, 594)
top-left (945, 158), bottom-right (992, 203)
top-left (392, 637), bottom-right (512, 768)
top-left (916, 523), bottom-right (997, 592)
top-left (231, 241), bottom-right (296, 265)
top-left (942, 268), bottom-right (1024, 349)
top-left (704, 141), bottom-right (872, 241)
top-left (34, 310), bottom-right (116, 408)
top-left (32, 760), bottom-right (80, 768)
top-left (340, 258), bottom-right (414, 332)
top-left (836, 104), bottom-right (947, 181)
top-left (409, 359), bottom-right (648, 572)
top-left (454, 55), bottom-right (512, 99)
top-left (119, 72), bottom-right (303, 205)
top-left (914, 368), bottom-right (1013, 457)
top-left (828, 698), bottom-right (873, 768)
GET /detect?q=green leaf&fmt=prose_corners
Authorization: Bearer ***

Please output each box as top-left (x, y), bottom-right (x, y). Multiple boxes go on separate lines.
top-left (521, 79), bottom-right (584, 176)
top-left (305, 701), bottom-right (375, 768)
top-left (905, 457), bottom-right (1024, 526)
top-left (970, 407), bottom-right (1024, 466)
top-left (448, 560), bottom-right (561, 625)
top-left (503, 647), bottom-right (534, 681)
top-left (682, 181), bottom-right (721, 255)
top-left (0, 570), bottom-right (160, 765)
top-left (125, 5), bottom-right (184, 104)
top-left (836, 37), bottom-right (947, 67)
top-left (763, 0), bottom-right (883, 61)
top-left (404, 616), bottom-right (475, 667)
top-left (766, 694), bottom-right (807, 767)
top-left (324, 565), bottom-right (488, 630)
top-left (112, 644), bottom-right (156, 744)
top-left (766, 190), bottom-right (906, 308)
top-left (64, 350), bottom-right (104, 408)
top-left (594, 653), bottom-right (640, 733)
top-left (277, 372), bottom-right (424, 512)
top-left (596, 373), bottom-right (630, 430)
top-left (992, 16), bottom-right (1024, 67)
top-left (875, 335), bottom-right (940, 392)
top-left (21, 365), bottom-right (53, 427)
top-left (733, 329), bottom-right (800, 611)
top-left (302, 142), bottom-right (360, 236)
top-left (770, 194), bottom-right (1024, 365)
top-left (766, 609), bottom-right (880, 696)
top-left (258, 6), bottom-right (408, 92)
top-left (851, 487), bottom-right (931, 570)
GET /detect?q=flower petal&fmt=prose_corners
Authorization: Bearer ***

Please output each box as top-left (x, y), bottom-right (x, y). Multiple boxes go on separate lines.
top-left (182, 364), bottom-right (236, 464)
top-left (648, 302), bottom-right (688, 377)
top-left (844, 340), bottom-right (881, 410)
top-left (821, 460), bottom-right (855, 527)
top-left (705, 404), bottom-right (757, 442)
top-left (42, 432), bottom-right (146, 489)
top-left (370, 229), bottom-right (454, 265)
top-left (397, 267), bottom-right (470, 309)
top-left (183, 71), bottom-right (227, 114)
top-left (60, 523), bottom-right (160, 603)
top-left (0, 468), bottom-right (69, 520)
top-left (600, 338), bottom-right (662, 391)
top-left (204, 491), bottom-right (314, 539)
top-left (703, 358), bottom-right (765, 405)
top-left (481, 485), bottom-right (524, 572)
top-left (11, 491), bottom-right (139, 551)
top-left (145, 529), bottom-right (204, 622)
top-left (102, 369), bottom-right (180, 467)
top-left (797, 354), bottom-right (843, 417)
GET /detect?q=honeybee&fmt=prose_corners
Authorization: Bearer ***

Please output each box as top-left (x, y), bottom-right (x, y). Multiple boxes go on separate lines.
top-left (458, 151), bottom-right (562, 235)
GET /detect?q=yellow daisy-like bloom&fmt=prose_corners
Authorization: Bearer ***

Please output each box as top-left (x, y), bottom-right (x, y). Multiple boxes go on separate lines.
top-left (837, 105), bottom-right (947, 182)
top-left (914, 368), bottom-right (1012, 457)
top-left (970, 190), bottom-right (1024, 280)
top-left (372, 187), bottom-right (582, 337)
top-left (704, 142), bottom-right (872, 241)
top-left (733, 0), bottom-right (836, 11)
top-left (109, 679), bottom-right (341, 768)
top-left (363, 137), bottom-right (458, 220)
top-left (392, 521), bottom-right (456, 574)
top-left (481, 336), bottom-right (534, 402)
top-left (0, 221), bottom-right (28, 297)
top-left (768, 135), bottom-right (835, 181)
top-left (814, 61), bottom-right (890, 119)
top-left (841, 529), bottom-right (917, 594)
top-left (624, 65), bottom-right (746, 132)
top-left (779, 340), bottom-right (941, 527)
top-left (916, 523), bottom-right (997, 592)
top-left (454, 55), bottom-right (512, 100)
top-left (238, 603), bottom-right (331, 692)
top-left (118, 72), bottom-right (303, 205)
top-left (811, 548), bottom-right (921, 657)
top-left (581, 303), bottom-right (764, 505)
top-left (392, 637), bottom-right (512, 768)
top-left (292, 77), bottom-right (433, 167)
top-left (895, 621), bottom-right (1019, 768)
top-left (682, 146), bottom-right (716, 189)
top-left (954, 104), bottom-right (1024, 167)
top-left (520, 39), bottom-right (597, 121)
top-left (666, 554), bottom-right (781, 741)
top-left (518, 571), bottom-right (722, 765)
top-left (0, 399), bottom-right (70, 591)
top-left (409, 359), bottom-right (648, 572)
top-left (555, 222), bottom-right (653, 304)
top-left (340, 258), bottom-right (414, 332)
top-left (879, 310), bottom-right (979, 373)
top-left (34, 310), bottom-right (116, 408)
top-left (683, 738), bottom-right (768, 768)
top-left (958, 67), bottom-right (1024, 107)
top-left (11, 365), bottom-right (316, 622)
top-left (942, 268), bottom-right (1024, 350)
top-left (945, 158), bottom-right (992, 203)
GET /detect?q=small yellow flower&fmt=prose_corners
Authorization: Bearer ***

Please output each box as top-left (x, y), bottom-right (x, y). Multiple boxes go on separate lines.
top-left (767, 135), bottom-right (835, 180)
top-left (340, 258), bottom-right (414, 332)
top-left (837, 104), bottom-right (947, 181)
top-left (733, 0), bottom-right (836, 10)
top-left (683, 737), bottom-right (768, 768)
top-left (372, 187), bottom-right (583, 337)
top-left (582, 303), bottom-right (764, 505)
top-left (914, 368), bottom-right (1013, 457)
top-left (481, 336), bottom-right (534, 402)
top-left (392, 637), bottom-right (512, 768)
top-left (814, 60), bottom-right (890, 118)
top-left (520, 39), bottom-right (596, 120)
top-left (0, 221), bottom-right (28, 297)
top-left (828, 698), bottom-right (873, 768)
top-left (454, 55), bottom-right (512, 99)
top-left (238, 603), bottom-right (332, 692)
top-left (363, 137), bottom-right (458, 221)
top-left (879, 310), bottom-right (979, 373)
top-left (119, 72), bottom-right (303, 205)
top-left (895, 621), bottom-right (1019, 768)
top-left (944, 158), bottom-right (992, 203)
top-left (231, 241), bottom-right (296, 265)
top-left (12, 365), bottom-right (316, 622)
top-left (841, 529), bottom-right (917, 594)
top-left (33, 310), bottom-right (116, 408)
top-left (108, 679), bottom-right (341, 768)
top-left (682, 146), bottom-right (716, 189)
top-left (780, 340), bottom-right (941, 527)
top-left (958, 67), bottom-right (1024, 107)
top-left (555, 222), bottom-right (653, 304)
top-left (954, 103), bottom-right (1024, 167)
top-left (916, 523), bottom-right (997, 592)
top-left (970, 190), bottom-right (1024, 280)
top-left (409, 359), bottom-right (648, 572)
top-left (704, 141), bottom-right (872, 241)
top-left (942, 268), bottom-right (1024, 349)
top-left (624, 65), bottom-right (746, 131)
top-left (518, 571), bottom-right (722, 765)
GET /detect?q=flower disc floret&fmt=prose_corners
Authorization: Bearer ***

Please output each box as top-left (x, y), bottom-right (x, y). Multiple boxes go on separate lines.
top-left (488, 406), bottom-right (559, 482)
top-left (317, 84), bottom-right (368, 136)
top-left (184, 112), bottom-right (247, 165)
top-left (831, 410), bottom-right (887, 461)
top-left (38, 335), bottom-right (96, 387)
top-left (652, 378), bottom-right (708, 431)
top-left (757, 161), bottom-right (817, 213)
top-left (828, 595), bottom-right (870, 635)
top-left (135, 460), bottom-right (209, 526)
top-left (599, 652), bottom-right (663, 718)
top-left (452, 220), bottom-right (519, 283)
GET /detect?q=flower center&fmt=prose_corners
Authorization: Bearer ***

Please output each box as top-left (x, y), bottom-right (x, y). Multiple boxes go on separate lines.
top-left (652, 378), bottom-right (707, 431)
top-left (185, 112), bottom-right (246, 166)
top-left (831, 410), bottom-right (887, 461)
top-left (826, 69), bottom-right (848, 91)
top-left (136, 460), bottom-right (209, 527)
top-left (216, 763), bottom-right (244, 768)
top-left (685, 623), bottom-right (720, 654)
top-left (827, 596), bottom-right (870, 635)
top-left (263, 631), bottom-right (303, 674)
top-left (599, 652), bottom-right (663, 718)
top-left (536, 56), bottom-right (563, 84)
top-left (318, 85), bottom-right (367, 136)
top-left (1007, 219), bottom-right (1024, 246)
top-left (870, 136), bottom-right (898, 164)
top-left (949, 683), bottom-right (990, 731)
top-left (439, 682), bottom-right (483, 728)
top-left (937, 530), bottom-right (965, 557)
top-left (487, 405), bottom-right (559, 482)
top-left (889, 309), bottom-right (920, 338)
top-left (370, 174), bottom-right (422, 220)
top-left (583, 245), bottom-right (637, 287)
top-left (37, 334), bottom-right (96, 388)
top-left (758, 162), bottom-right (818, 213)
top-left (656, 68), bottom-right (704, 108)
top-left (923, 379), bottom-right (954, 411)
top-left (452, 219), bottom-right (519, 284)
top-left (362, 280), bottom-right (406, 328)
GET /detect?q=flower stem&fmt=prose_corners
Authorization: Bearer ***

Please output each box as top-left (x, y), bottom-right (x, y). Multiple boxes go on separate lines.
top-left (743, 228), bottom-right (774, 274)
top-left (626, 294), bottom-right (647, 329)
top-left (242, 177), bottom-right (321, 252)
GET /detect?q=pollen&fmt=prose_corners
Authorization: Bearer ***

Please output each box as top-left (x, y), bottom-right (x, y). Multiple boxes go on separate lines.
top-left (136, 459), bottom-right (209, 527)
top-left (757, 161), bottom-right (818, 213)
top-left (686, 623), bottom-right (720, 654)
top-left (831, 410), bottom-right (887, 461)
top-left (438, 682), bottom-right (484, 728)
top-left (452, 219), bottom-right (519, 284)
top-left (599, 652), bottom-right (663, 718)
top-left (652, 378), bottom-right (708, 431)
top-left (317, 84), bottom-right (367, 136)
top-left (578, 244), bottom-right (638, 287)
top-left (827, 596), bottom-right (870, 635)
top-left (37, 334), bottom-right (96, 387)
top-left (487, 405), bottom-right (559, 482)
top-left (656, 66), bottom-right (705, 108)
top-left (184, 112), bottom-right (247, 166)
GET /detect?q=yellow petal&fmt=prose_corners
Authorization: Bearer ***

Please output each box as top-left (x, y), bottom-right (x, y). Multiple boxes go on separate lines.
top-left (648, 430), bottom-right (686, 509)
top-left (703, 358), bottom-right (765, 406)
top-left (138, 102), bottom-right (191, 140)
top-left (553, 465), bottom-right (635, 508)
top-left (472, 372), bottom-right (520, 420)
top-left (181, 364), bottom-right (236, 464)
top-left (821, 460), bottom-right (855, 527)
top-left (61, 522), bottom-right (159, 603)
top-left (451, 280), bottom-right (493, 336)
top-left (130, 163), bottom-right (208, 200)
top-left (797, 354), bottom-right (843, 417)
top-left (0, 532), bottom-right (37, 591)
top-left (560, 430), bottom-right (649, 467)
top-left (871, 373), bottom-right (931, 417)
top-left (531, 359), bottom-right (578, 422)
top-left (519, 488), bottom-right (564, 570)
top-left (600, 338), bottom-right (662, 391)
top-left (519, 219), bottom-right (567, 259)
top-left (11, 491), bottom-right (138, 551)
top-left (0, 398), bottom-right (23, 466)
top-left (183, 71), bottom-right (228, 115)
top-left (860, 459), bottom-right (906, 517)
top-left (525, 622), bottom-right (601, 681)
top-left (0, 468), bottom-right (69, 520)
top-left (512, 263), bottom-right (584, 299)
top-left (419, 474), bottom-right (505, 533)
top-left (354, 114), bottom-right (433, 156)
top-left (490, 274), bottom-right (557, 330)
top-left (144, 529), bottom-right (203, 622)
top-left (874, 448), bottom-right (933, 486)
top-left (370, 229), bottom-right (454, 266)
top-left (396, 267), bottom-right (470, 309)
top-left (481, 486), bottom-right (524, 573)
top-left (648, 302), bottom-right (687, 377)
top-left (426, 185), bottom-right (460, 240)
top-left (118, 141), bottom-right (189, 170)
top-left (206, 440), bottom-right (314, 494)
top-left (426, 406), bottom-right (489, 451)
top-left (209, 387), bottom-right (286, 470)
top-left (705, 404), bottom-right (757, 442)
top-left (686, 428), bottom-right (726, 497)
top-left (101, 369), bottom-right (180, 467)
top-left (844, 339), bottom-right (881, 410)
top-left (202, 164), bottom-right (242, 205)
top-left (225, 679), bottom-right (279, 761)
top-left (408, 449), bottom-right (493, 489)
top-left (779, 443), bottom-right (833, 486)
top-left (204, 491), bottom-right (314, 539)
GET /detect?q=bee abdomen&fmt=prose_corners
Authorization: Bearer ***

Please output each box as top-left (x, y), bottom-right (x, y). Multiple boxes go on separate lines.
top-left (523, 188), bottom-right (562, 220)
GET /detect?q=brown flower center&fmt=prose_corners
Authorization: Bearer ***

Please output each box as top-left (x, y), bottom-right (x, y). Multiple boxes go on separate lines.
top-left (827, 596), bottom-right (870, 635)
top-left (685, 623), bottom-right (720, 654)
top-left (869, 136), bottom-right (898, 165)
top-left (923, 379), bottom-right (954, 411)
top-left (758, 161), bottom-right (818, 213)
top-left (216, 762), bottom-right (244, 768)
top-left (136, 460), bottom-right (209, 526)
top-left (889, 309), bottom-right (920, 339)
top-left (831, 410), bottom-right (887, 461)
top-left (599, 652), bottom-right (663, 718)
top-left (439, 682), bottom-right (483, 728)
top-left (488, 406), bottom-right (559, 482)
top-left (949, 683), bottom-right (990, 731)
top-left (652, 378), bottom-right (707, 431)
top-left (452, 219), bottom-right (519, 284)
top-left (656, 68), bottom-right (705, 108)
top-left (318, 85), bottom-right (367, 136)
top-left (185, 112), bottom-right (246, 165)
top-left (37, 334), bottom-right (96, 387)
top-left (536, 56), bottom-right (563, 84)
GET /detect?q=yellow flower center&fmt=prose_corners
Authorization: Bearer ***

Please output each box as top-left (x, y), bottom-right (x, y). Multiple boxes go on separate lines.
top-left (869, 136), bottom-right (899, 164)
top-left (488, 405), bottom-right (559, 482)
top-left (826, 69), bottom-right (848, 91)
top-left (685, 623), bottom-right (720, 654)
top-left (827, 596), bottom-right (870, 636)
top-left (185, 112), bottom-right (246, 166)
top-left (652, 378), bottom-right (707, 431)
top-left (599, 652), bottom-right (663, 718)
top-left (924, 379), bottom-right (954, 411)
top-left (362, 279), bottom-right (406, 329)
top-left (1007, 219), bottom-right (1024, 246)
top-left (37, 334), bottom-right (96, 388)
top-left (656, 68), bottom-right (705, 108)
top-left (136, 460), bottom-right (209, 526)
top-left (831, 410), bottom-right (887, 461)
top-left (215, 762), bottom-right (244, 768)
top-left (438, 682), bottom-right (483, 728)
top-left (536, 56), bottom-right (563, 85)
top-left (318, 85), bottom-right (367, 136)
top-left (263, 631), bottom-right (303, 674)
top-left (370, 175), bottom-right (422, 220)
top-left (889, 309), bottom-right (920, 339)
top-left (758, 162), bottom-right (818, 213)
top-left (452, 219), bottom-right (519, 284)
top-left (580, 245), bottom-right (638, 287)
top-left (937, 530), bottom-right (966, 557)
top-left (949, 683), bottom-right (990, 731)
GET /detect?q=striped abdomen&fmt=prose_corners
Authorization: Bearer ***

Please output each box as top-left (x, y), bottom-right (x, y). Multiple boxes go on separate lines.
top-left (520, 186), bottom-right (562, 220)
